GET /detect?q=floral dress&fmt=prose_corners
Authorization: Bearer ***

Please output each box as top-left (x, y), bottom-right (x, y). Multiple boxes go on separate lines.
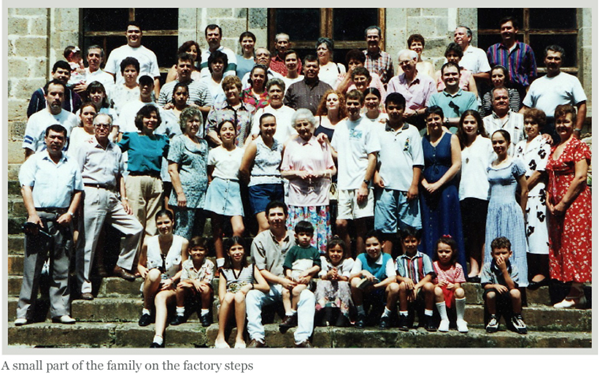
top-left (545, 136), bottom-right (592, 283)
top-left (241, 87), bottom-right (269, 111)
top-left (314, 257), bottom-right (354, 319)
top-left (515, 135), bottom-right (551, 255)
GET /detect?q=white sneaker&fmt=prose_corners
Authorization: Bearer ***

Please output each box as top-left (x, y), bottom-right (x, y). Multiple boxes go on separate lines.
top-left (214, 341), bottom-right (230, 349)
top-left (41, 260), bottom-right (50, 276)
top-left (234, 341), bottom-right (246, 349)
top-left (53, 315), bottom-right (76, 324)
top-left (14, 318), bottom-right (28, 326)
top-left (438, 319), bottom-right (450, 332)
top-left (456, 319), bottom-right (469, 333)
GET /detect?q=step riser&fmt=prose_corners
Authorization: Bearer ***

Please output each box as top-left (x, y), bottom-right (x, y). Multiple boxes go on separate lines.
top-left (7, 323), bottom-right (592, 348)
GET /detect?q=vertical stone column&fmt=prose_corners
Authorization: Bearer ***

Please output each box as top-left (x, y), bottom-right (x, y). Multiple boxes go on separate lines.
top-left (577, 8), bottom-right (592, 122)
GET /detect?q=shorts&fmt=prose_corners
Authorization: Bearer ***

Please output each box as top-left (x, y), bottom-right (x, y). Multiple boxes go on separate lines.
top-left (374, 188), bottom-right (421, 233)
top-left (248, 183), bottom-right (284, 215)
top-left (337, 188), bottom-right (374, 220)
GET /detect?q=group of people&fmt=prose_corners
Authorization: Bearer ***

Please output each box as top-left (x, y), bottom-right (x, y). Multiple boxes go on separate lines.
top-left (14, 16), bottom-right (591, 348)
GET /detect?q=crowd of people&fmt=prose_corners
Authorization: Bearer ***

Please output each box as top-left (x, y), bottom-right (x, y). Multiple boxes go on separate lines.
top-left (14, 16), bottom-right (591, 349)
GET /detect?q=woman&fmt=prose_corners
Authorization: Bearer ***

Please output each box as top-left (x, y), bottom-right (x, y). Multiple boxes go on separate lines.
top-left (281, 109), bottom-right (337, 253)
top-left (435, 43), bottom-right (478, 99)
top-left (314, 90), bottom-right (347, 141)
top-left (165, 40), bottom-right (202, 83)
top-left (242, 65), bottom-right (269, 110)
top-left (239, 113), bottom-right (283, 232)
top-left (457, 110), bottom-right (494, 281)
top-left (362, 87), bottom-right (386, 122)
top-left (86, 81), bottom-right (119, 140)
top-left (137, 210), bottom-right (189, 348)
top-left (515, 108), bottom-right (551, 289)
top-left (407, 34), bottom-right (436, 80)
top-left (69, 102), bottom-right (97, 155)
top-left (118, 104), bottom-right (169, 238)
top-left (202, 50), bottom-right (228, 104)
top-left (546, 105), bottom-right (591, 308)
top-left (420, 106), bottom-right (466, 273)
top-left (111, 57), bottom-right (140, 116)
top-left (480, 65), bottom-right (521, 117)
top-left (484, 129), bottom-right (529, 287)
top-left (316, 37), bottom-right (346, 88)
top-left (236, 31), bottom-right (256, 80)
top-left (206, 75), bottom-right (255, 147)
top-left (282, 49), bottom-right (304, 91)
top-left (167, 107), bottom-right (209, 240)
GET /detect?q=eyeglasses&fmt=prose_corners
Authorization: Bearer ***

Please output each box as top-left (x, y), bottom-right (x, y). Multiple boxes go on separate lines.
top-left (94, 123), bottom-right (111, 128)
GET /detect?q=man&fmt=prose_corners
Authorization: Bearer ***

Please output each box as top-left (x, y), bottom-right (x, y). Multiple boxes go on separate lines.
top-left (269, 33), bottom-right (302, 77)
top-left (387, 49), bottom-right (436, 128)
top-left (427, 62), bottom-right (478, 131)
top-left (246, 201), bottom-right (315, 348)
top-left (335, 49), bottom-right (386, 98)
top-left (454, 26), bottom-right (491, 83)
top-left (14, 124), bottom-right (83, 326)
top-left (284, 55), bottom-right (332, 115)
top-left (249, 78), bottom-right (296, 144)
top-left (27, 61), bottom-right (82, 118)
top-left (105, 21), bottom-right (161, 97)
top-left (199, 24), bottom-right (237, 78)
top-left (363, 26), bottom-right (394, 87)
top-left (157, 53), bottom-right (214, 117)
top-left (241, 47), bottom-right (284, 90)
top-left (374, 93), bottom-right (423, 255)
top-left (23, 80), bottom-right (80, 159)
top-left (486, 16), bottom-right (537, 99)
top-left (118, 75), bottom-right (161, 133)
top-left (521, 45), bottom-right (587, 139)
top-left (483, 87), bottom-right (525, 156)
top-left (73, 45), bottom-right (115, 99)
top-left (330, 90), bottom-right (380, 257)
top-left (75, 114), bottom-right (143, 300)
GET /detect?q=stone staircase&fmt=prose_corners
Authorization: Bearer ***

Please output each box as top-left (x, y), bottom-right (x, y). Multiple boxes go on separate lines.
top-left (6, 163), bottom-right (593, 348)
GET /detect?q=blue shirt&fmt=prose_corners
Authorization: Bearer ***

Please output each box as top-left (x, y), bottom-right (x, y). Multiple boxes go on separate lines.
top-left (118, 132), bottom-right (169, 174)
top-left (427, 89), bottom-right (478, 119)
top-left (395, 251), bottom-right (435, 284)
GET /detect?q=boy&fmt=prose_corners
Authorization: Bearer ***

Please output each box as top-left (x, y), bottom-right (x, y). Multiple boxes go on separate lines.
top-left (481, 237), bottom-right (527, 334)
top-left (374, 92), bottom-right (424, 254)
top-left (280, 221), bottom-right (321, 330)
top-left (171, 237), bottom-right (215, 327)
top-left (349, 230), bottom-right (399, 329)
top-left (395, 228), bottom-right (437, 331)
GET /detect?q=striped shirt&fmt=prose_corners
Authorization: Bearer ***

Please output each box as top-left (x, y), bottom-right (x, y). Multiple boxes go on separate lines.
top-left (363, 49), bottom-right (394, 86)
top-left (487, 42), bottom-right (537, 88)
top-left (395, 252), bottom-right (435, 284)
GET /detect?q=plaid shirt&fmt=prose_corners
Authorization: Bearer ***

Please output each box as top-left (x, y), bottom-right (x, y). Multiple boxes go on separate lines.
top-left (206, 100), bottom-right (256, 147)
top-left (487, 42), bottom-right (537, 88)
top-left (363, 49), bottom-right (394, 86)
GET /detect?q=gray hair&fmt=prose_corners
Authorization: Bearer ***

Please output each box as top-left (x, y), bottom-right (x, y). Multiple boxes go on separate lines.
top-left (179, 106), bottom-right (203, 132)
top-left (93, 112), bottom-right (112, 125)
top-left (266, 78), bottom-right (285, 92)
top-left (87, 44), bottom-right (105, 58)
top-left (275, 33), bottom-right (290, 41)
top-left (456, 25), bottom-right (472, 38)
top-left (291, 108), bottom-right (317, 129)
top-left (397, 49), bottom-right (418, 62)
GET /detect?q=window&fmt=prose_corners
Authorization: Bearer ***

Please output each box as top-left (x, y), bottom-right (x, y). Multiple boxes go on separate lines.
top-left (268, 8), bottom-right (385, 64)
top-left (81, 8), bottom-right (179, 73)
top-left (477, 8), bottom-right (578, 73)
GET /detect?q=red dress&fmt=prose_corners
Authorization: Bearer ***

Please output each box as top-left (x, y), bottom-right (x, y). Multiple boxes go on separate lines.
top-left (546, 136), bottom-right (592, 283)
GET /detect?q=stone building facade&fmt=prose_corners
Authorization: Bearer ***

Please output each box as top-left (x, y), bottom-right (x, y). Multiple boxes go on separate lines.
top-left (6, 7), bottom-right (593, 163)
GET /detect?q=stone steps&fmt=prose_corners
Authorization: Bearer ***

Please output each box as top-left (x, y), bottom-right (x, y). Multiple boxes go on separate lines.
top-left (6, 322), bottom-right (592, 348)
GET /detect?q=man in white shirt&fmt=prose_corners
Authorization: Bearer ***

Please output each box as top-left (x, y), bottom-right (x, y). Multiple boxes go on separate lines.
top-left (199, 24), bottom-right (237, 78)
top-left (73, 45), bottom-right (115, 99)
top-left (483, 87), bottom-right (525, 156)
top-left (105, 21), bottom-right (161, 97)
top-left (241, 48), bottom-right (284, 90)
top-left (454, 26), bottom-right (491, 84)
top-left (23, 80), bottom-right (79, 159)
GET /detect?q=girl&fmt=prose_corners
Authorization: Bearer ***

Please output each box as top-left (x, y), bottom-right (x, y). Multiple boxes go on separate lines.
top-left (432, 236), bottom-right (468, 333)
top-left (314, 238), bottom-right (354, 327)
top-left (137, 210), bottom-right (188, 348)
top-left (362, 88), bottom-right (386, 123)
top-left (204, 120), bottom-right (246, 269)
top-left (86, 81), bottom-right (119, 140)
top-left (214, 237), bottom-right (269, 349)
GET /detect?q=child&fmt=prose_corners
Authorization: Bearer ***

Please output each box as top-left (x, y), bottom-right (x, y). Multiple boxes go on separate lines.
top-left (215, 237), bottom-right (269, 349)
top-left (280, 220), bottom-right (321, 330)
top-left (170, 237), bottom-right (215, 327)
top-left (64, 45), bottom-right (85, 87)
top-left (481, 237), bottom-right (528, 334)
top-left (395, 228), bottom-right (437, 331)
top-left (204, 120), bottom-right (246, 270)
top-left (349, 230), bottom-right (399, 329)
top-left (432, 236), bottom-right (468, 333)
top-left (315, 237), bottom-right (355, 327)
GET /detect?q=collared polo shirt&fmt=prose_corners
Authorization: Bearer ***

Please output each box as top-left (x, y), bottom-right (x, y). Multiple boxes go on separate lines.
top-left (284, 79), bottom-right (332, 115)
top-left (483, 110), bottom-right (525, 156)
top-left (76, 137), bottom-right (124, 188)
top-left (251, 229), bottom-right (296, 278)
top-left (395, 251), bottom-right (435, 284)
top-left (387, 72), bottom-right (436, 110)
top-left (427, 89), bottom-right (478, 119)
top-left (487, 41), bottom-right (537, 88)
top-left (376, 122), bottom-right (424, 191)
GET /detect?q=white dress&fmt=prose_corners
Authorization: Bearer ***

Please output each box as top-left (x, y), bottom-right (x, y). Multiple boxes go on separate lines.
top-left (515, 135), bottom-right (551, 255)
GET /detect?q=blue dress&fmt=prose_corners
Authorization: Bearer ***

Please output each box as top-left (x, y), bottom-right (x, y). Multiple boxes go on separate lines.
top-left (419, 132), bottom-right (466, 274)
top-left (484, 159), bottom-right (528, 287)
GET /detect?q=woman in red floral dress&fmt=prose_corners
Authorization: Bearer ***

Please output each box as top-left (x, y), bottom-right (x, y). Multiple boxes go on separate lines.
top-left (545, 104), bottom-right (591, 309)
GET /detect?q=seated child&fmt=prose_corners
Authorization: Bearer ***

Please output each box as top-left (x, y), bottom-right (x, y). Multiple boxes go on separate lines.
top-left (349, 230), bottom-right (399, 329)
top-left (395, 228), bottom-right (437, 331)
top-left (481, 236), bottom-right (527, 334)
top-left (432, 235), bottom-right (468, 333)
top-left (315, 237), bottom-right (355, 327)
top-left (170, 237), bottom-right (215, 327)
top-left (280, 220), bottom-right (321, 330)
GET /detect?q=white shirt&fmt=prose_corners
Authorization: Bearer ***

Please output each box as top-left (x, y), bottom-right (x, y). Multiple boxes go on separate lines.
top-left (483, 110), bottom-right (525, 156)
top-left (522, 72), bottom-right (587, 117)
top-left (22, 109), bottom-right (79, 152)
top-left (459, 45), bottom-right (491, 74)
top-left (250, 104), bottom-right (297, 144)
top-left (459, 135), bottom-right (495, 201)
top-left (84, 68), bottom-right (115, 98)
top-left (105, 44), bottom-right (160, 85)
top-left (208, 146), bottom-right (244, 181)
top-left (199, 46), bottom-right (238, 79)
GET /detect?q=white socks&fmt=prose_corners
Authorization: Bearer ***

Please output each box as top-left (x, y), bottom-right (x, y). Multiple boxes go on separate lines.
top-left (176, 306), bottom-right (185, 316)
top-left (455, 298), bottom-right (466, 321)
top-left (153, 335), bottom-right (163, 345)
